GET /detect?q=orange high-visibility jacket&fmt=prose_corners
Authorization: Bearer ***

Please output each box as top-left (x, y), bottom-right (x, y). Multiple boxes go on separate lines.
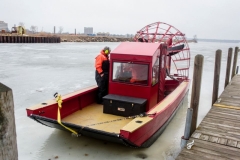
top-left (95, 50), bottom-right (109, 74)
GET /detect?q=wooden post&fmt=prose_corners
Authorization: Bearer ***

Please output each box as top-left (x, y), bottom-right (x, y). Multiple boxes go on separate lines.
top-left (181, 108), bottom-right (193, 148)
top-left (224, 48), bottom-right (233, 88)
top-left (190, 54), bottom-right (204, 135)
top-left (0, 83), bottom-right (18, 160)
top-left (6, 36), bottom-right (9, 43)
top-left (212, 50), bottom-right (222, 106)
top-left (231, 47), bottom-right (239, 79)
top-left (75, 29), bottom-right (76, 35)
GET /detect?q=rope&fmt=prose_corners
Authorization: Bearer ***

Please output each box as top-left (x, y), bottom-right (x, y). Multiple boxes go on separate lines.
top-left (55, 93), bottom-right (78, 136)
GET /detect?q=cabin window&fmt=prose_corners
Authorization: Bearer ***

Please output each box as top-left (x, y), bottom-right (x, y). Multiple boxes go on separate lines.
top-left (112, 62), bottom-right (149, 85)
top-left (152, 58), bottom-right (159, 86)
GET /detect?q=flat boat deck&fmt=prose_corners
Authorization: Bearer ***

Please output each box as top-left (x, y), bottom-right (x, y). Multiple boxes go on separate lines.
top-left (62, 103), bottom-right (132, 133)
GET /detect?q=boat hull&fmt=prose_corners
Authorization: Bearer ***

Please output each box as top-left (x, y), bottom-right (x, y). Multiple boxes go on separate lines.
top-left (28, 88), bottom-right (188, 148)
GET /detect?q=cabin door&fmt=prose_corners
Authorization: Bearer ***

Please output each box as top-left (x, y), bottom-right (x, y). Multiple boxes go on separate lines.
top-left (158, 44), bottom-right (168, 102)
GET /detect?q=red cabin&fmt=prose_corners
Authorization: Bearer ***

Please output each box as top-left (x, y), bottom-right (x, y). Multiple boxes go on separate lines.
top-left (103, 42), bottom-right (168, 114)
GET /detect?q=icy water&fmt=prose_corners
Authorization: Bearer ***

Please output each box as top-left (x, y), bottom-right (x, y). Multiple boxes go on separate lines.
top-left (0, 42), bottom-right (239, 160)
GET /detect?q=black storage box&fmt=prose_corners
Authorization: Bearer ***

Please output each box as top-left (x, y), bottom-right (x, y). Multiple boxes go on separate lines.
top-left (103, 94), bottom-right (147, 117)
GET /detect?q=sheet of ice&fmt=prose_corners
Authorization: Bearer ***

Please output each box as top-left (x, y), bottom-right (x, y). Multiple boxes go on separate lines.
top-left (0, 42), bottom-right (239, 160)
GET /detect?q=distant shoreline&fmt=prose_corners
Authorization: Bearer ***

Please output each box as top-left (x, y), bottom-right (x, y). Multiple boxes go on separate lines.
top-left (197, 38), bottom-right (240, 43)
top-left (1, 33), bottom-right (239, 43)
top-left (59, 35), bottom-right (134, 42)
top-left (0, 33), bottom-right (134, 42)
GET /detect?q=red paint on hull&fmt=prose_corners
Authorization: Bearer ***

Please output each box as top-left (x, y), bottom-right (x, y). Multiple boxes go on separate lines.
top-left (120, 81), bottom-right (189, 146)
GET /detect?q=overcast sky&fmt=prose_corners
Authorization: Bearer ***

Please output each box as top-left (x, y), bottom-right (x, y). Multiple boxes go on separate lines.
top-left (1, 0), bottom-right (240, 40)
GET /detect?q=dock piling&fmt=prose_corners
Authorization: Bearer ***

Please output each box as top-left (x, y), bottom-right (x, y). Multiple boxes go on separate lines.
top-left (231, 47), bottom-right (239, 79)
top-left (0, 83), bottom-right (18, 160)
top-left (212, 50), bottom-right (222, 106)
top-left (190, 54), bottom-right (204, 135)
top-left (224, 48), bottom-right (232, 88)
top-left (181, 108), bottom-right (193, 148)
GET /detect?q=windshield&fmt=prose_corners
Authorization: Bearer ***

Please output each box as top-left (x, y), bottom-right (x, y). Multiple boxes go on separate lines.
top-left (112, 62), bottom-right (149, 85)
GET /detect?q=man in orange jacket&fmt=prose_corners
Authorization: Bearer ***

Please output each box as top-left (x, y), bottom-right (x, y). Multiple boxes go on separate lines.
top-left (95, 46), bottom-right (111, 104)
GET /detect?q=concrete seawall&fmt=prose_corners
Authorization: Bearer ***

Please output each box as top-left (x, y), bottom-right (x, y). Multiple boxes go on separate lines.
top-left (0, 35), bottom-right (61, 43)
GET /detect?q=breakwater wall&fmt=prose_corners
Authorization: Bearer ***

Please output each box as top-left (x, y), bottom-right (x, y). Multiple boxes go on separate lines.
top-left (60, 35), bottom-right (134, 42)
top-left (0, 36), bottom-right (61, 43)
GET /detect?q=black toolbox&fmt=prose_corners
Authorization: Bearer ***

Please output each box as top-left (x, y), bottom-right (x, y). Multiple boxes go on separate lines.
top-left (103, 94), bottom-right (147, 117)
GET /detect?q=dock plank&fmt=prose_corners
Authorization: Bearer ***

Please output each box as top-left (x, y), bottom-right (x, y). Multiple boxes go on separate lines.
top-left (211, 106), bottom-right (240, 115)
top-left (203, 117), bottom-right (240, 128)
top-left (218, 138), bottom-right (228, 145)
top-left (199, 134), bottom-right (209, 141)
top-left (207, 111), bottom-right (240, 120)
top-left (179, 146), bottom-right (237, 160)
top-left (227, 140), bottom-right (238, 147)
top-left (198, 124), bottom-right (240, 140)
top-left (192, 146), bottom-right (240, 160)
top-left (209, 136), bottom-right (219, 143)
top-left (237, 142), bottom-right (240, 148)
top-left (189, 138), bottom-right (240, 157)
top-left (197, 124), bottom-right (240, 141)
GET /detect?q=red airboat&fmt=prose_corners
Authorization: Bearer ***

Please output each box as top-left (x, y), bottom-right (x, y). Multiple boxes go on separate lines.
top-left (26, 22), bottom-right (190, 147)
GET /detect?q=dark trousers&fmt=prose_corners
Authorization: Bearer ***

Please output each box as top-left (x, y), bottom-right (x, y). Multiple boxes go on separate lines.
top-left (95, 71), bottom-right (109, 104)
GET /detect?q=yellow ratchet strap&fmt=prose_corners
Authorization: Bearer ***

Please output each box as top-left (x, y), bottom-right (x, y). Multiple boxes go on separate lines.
top-left (55, 94), bottom-right (78, 136)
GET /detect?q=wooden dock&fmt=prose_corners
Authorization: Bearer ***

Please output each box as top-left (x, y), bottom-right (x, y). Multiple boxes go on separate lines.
top-left (177, 75), bottom-right (240, 159)
top-left (0, 35), bottom-right (61, 43)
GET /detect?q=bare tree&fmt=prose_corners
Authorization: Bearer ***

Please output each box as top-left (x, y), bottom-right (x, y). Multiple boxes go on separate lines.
top-left (19, 22), bottom-right (25, 27)
top-left (58, 26), bottom-right (63, 34)
top-left (30, 26), bottom-right (37, 34)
